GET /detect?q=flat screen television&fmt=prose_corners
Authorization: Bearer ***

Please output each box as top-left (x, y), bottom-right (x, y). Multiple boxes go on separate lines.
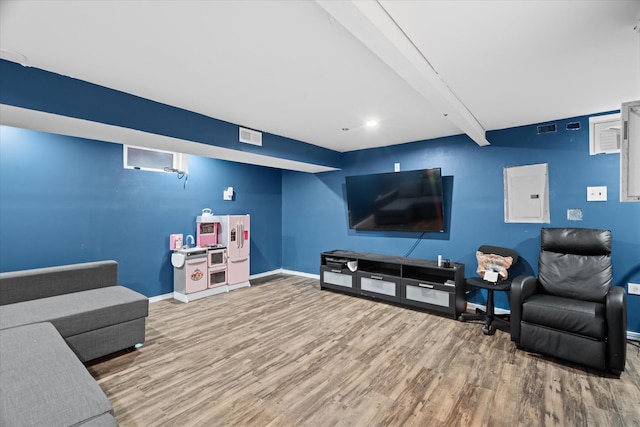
top-left (345, 168), bottom-right (444, 232)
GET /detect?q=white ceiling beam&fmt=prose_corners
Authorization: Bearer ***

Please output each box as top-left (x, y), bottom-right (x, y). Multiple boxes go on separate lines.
top-left (316, 0), bottom-right (490, 146)
top-left (0, 104), bottom-right (339, 173)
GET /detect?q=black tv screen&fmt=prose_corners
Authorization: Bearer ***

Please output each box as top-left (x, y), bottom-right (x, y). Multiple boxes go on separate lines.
top-left (345, 168), bottom-right (444, 232)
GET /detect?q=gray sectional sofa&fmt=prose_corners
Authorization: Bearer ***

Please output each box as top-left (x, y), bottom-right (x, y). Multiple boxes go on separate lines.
top-left (0, 260), bottom-right (149, 427)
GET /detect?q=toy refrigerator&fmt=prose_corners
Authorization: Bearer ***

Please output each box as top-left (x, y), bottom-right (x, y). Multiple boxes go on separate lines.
top-left (216, 214), bottom-right (250, 289)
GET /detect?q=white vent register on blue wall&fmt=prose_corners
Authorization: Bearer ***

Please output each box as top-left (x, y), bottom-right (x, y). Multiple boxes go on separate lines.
top-left (239, 127), bottom-right (262, 146)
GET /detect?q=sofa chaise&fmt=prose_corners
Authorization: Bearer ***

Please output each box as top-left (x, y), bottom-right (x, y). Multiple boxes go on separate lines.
top-left (0, 260), bottom-right (149, 426)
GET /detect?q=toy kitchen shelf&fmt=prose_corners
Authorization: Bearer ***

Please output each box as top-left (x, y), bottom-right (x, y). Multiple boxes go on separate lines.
top-left (320, 250), bottom-right (465, 319)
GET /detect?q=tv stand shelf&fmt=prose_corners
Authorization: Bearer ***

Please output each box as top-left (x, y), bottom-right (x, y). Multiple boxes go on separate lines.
top-left (320, 250), bottom-right (465, 319)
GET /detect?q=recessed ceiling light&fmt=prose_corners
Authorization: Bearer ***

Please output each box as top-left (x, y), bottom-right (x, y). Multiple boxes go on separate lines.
top-left (365, 120), bottom-right (378, 127)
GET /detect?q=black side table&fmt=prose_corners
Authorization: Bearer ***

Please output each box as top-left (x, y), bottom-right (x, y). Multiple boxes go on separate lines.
top-left (459, 277), bottom-right (512, 335)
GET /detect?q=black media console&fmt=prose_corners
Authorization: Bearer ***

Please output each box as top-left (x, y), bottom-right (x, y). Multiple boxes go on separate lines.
top-left (320, 250), bottom-right (465, 319)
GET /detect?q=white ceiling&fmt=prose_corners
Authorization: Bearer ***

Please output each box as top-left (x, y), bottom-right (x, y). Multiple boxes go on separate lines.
top-left (1, 0), bottom-right (639, 157)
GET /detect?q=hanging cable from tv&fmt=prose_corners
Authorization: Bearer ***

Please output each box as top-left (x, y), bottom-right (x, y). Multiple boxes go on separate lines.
top-left (163, 167), bottom-right (188, 189)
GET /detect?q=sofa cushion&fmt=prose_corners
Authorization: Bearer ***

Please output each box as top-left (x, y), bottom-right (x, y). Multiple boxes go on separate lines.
top-left (0, 322), bottom-right (115, 427)
top-left (522, 294), bottom-right (606, 339)
top-left (0, 286), bottom-right (148, 338)
top-left (0, 260), bottom-right (118, 305)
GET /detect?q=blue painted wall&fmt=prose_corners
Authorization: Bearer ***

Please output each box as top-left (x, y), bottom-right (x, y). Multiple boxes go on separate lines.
top-left (0, 59), bottom-right (342, 169)
top-left (0, 126), bottom-right (283, 297)
top-left (282, 115), bottom-right (640, 333)
top-left (1, 60), bottom-right (638, 334)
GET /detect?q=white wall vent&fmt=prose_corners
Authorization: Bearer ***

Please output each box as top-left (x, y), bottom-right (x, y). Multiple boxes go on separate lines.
top-left (239, 127), bottom-right (263, 146)
top-left (589, 113), bottom-right (621, 155)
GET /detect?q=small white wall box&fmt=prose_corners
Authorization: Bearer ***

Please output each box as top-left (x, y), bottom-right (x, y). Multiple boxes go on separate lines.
top-left (589, 113), bottom-right (621, 155)
top-left (223, 187), bottom-right (234, 201)
top-left (587, 186), bottom-right (607, 202)
top-left (123, 145), bottom-right (188, 173)
top-left (504, 163), bottom-right (550, 223)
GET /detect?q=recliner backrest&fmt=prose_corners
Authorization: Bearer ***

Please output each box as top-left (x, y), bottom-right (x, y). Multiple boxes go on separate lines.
top-left (538, 228), bottom-right (612, 302)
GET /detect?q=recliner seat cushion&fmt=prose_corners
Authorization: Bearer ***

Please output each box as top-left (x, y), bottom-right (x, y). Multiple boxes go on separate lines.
top-left (522, 294), bottom-right (606, 339)
top-left (0, 286), bottom-right (148, 338)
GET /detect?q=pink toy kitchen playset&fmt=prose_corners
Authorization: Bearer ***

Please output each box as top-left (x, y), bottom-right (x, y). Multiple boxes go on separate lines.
top-left (170, 210), bottom-right (250, 303)
top-left (196, 208), bottom-right (218, 247)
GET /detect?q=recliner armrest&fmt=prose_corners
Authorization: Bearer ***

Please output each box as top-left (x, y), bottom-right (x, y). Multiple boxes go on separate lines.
top-left (606, 286), bottom-right (627, 374)
top-left (509, 275), bottom-right (539, 344)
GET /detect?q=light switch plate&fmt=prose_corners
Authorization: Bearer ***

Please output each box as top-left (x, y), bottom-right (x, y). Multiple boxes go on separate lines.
top-left (587, 186), bottom-right (607, 201)
top-left (628, 283), bottom-right (640, 295)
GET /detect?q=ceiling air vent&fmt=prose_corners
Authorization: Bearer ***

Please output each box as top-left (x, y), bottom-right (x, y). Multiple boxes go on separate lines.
top-left (239, 127), bottom-right (262, 146)
top-left (537, 123), bottom-right (557, 134)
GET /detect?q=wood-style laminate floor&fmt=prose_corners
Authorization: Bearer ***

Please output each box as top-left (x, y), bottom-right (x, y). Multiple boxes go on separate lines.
top-left (87, 275), bottom-right (640, 427)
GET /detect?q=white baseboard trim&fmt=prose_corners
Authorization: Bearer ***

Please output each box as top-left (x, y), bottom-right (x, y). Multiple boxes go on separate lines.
top-left (250, 268), bottom-right (320, 280)
top-left (250, 269), bottom-right (283, 280)
top-left (627, 331), bottom-right (640, 342)
top-left (280, 269), bottom-right (320, 280)
top-left (149, 293), bottom-right (173, 303)
top-left (173, 286), bottom-right (228, 303)
top-left (466, 302), bottom-right (510, 316)
top-left (227, 281), bottom-right (250, 292)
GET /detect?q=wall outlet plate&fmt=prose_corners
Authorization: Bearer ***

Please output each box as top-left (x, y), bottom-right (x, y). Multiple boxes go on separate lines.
top-left (587, 186), bottom-right (607, 201)
top-left (628, 283), bottom-right (640, 295)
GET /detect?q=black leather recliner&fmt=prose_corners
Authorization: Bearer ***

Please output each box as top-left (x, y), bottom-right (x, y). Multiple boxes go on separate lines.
top-left (510, 228), bottom-right (626, 375)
